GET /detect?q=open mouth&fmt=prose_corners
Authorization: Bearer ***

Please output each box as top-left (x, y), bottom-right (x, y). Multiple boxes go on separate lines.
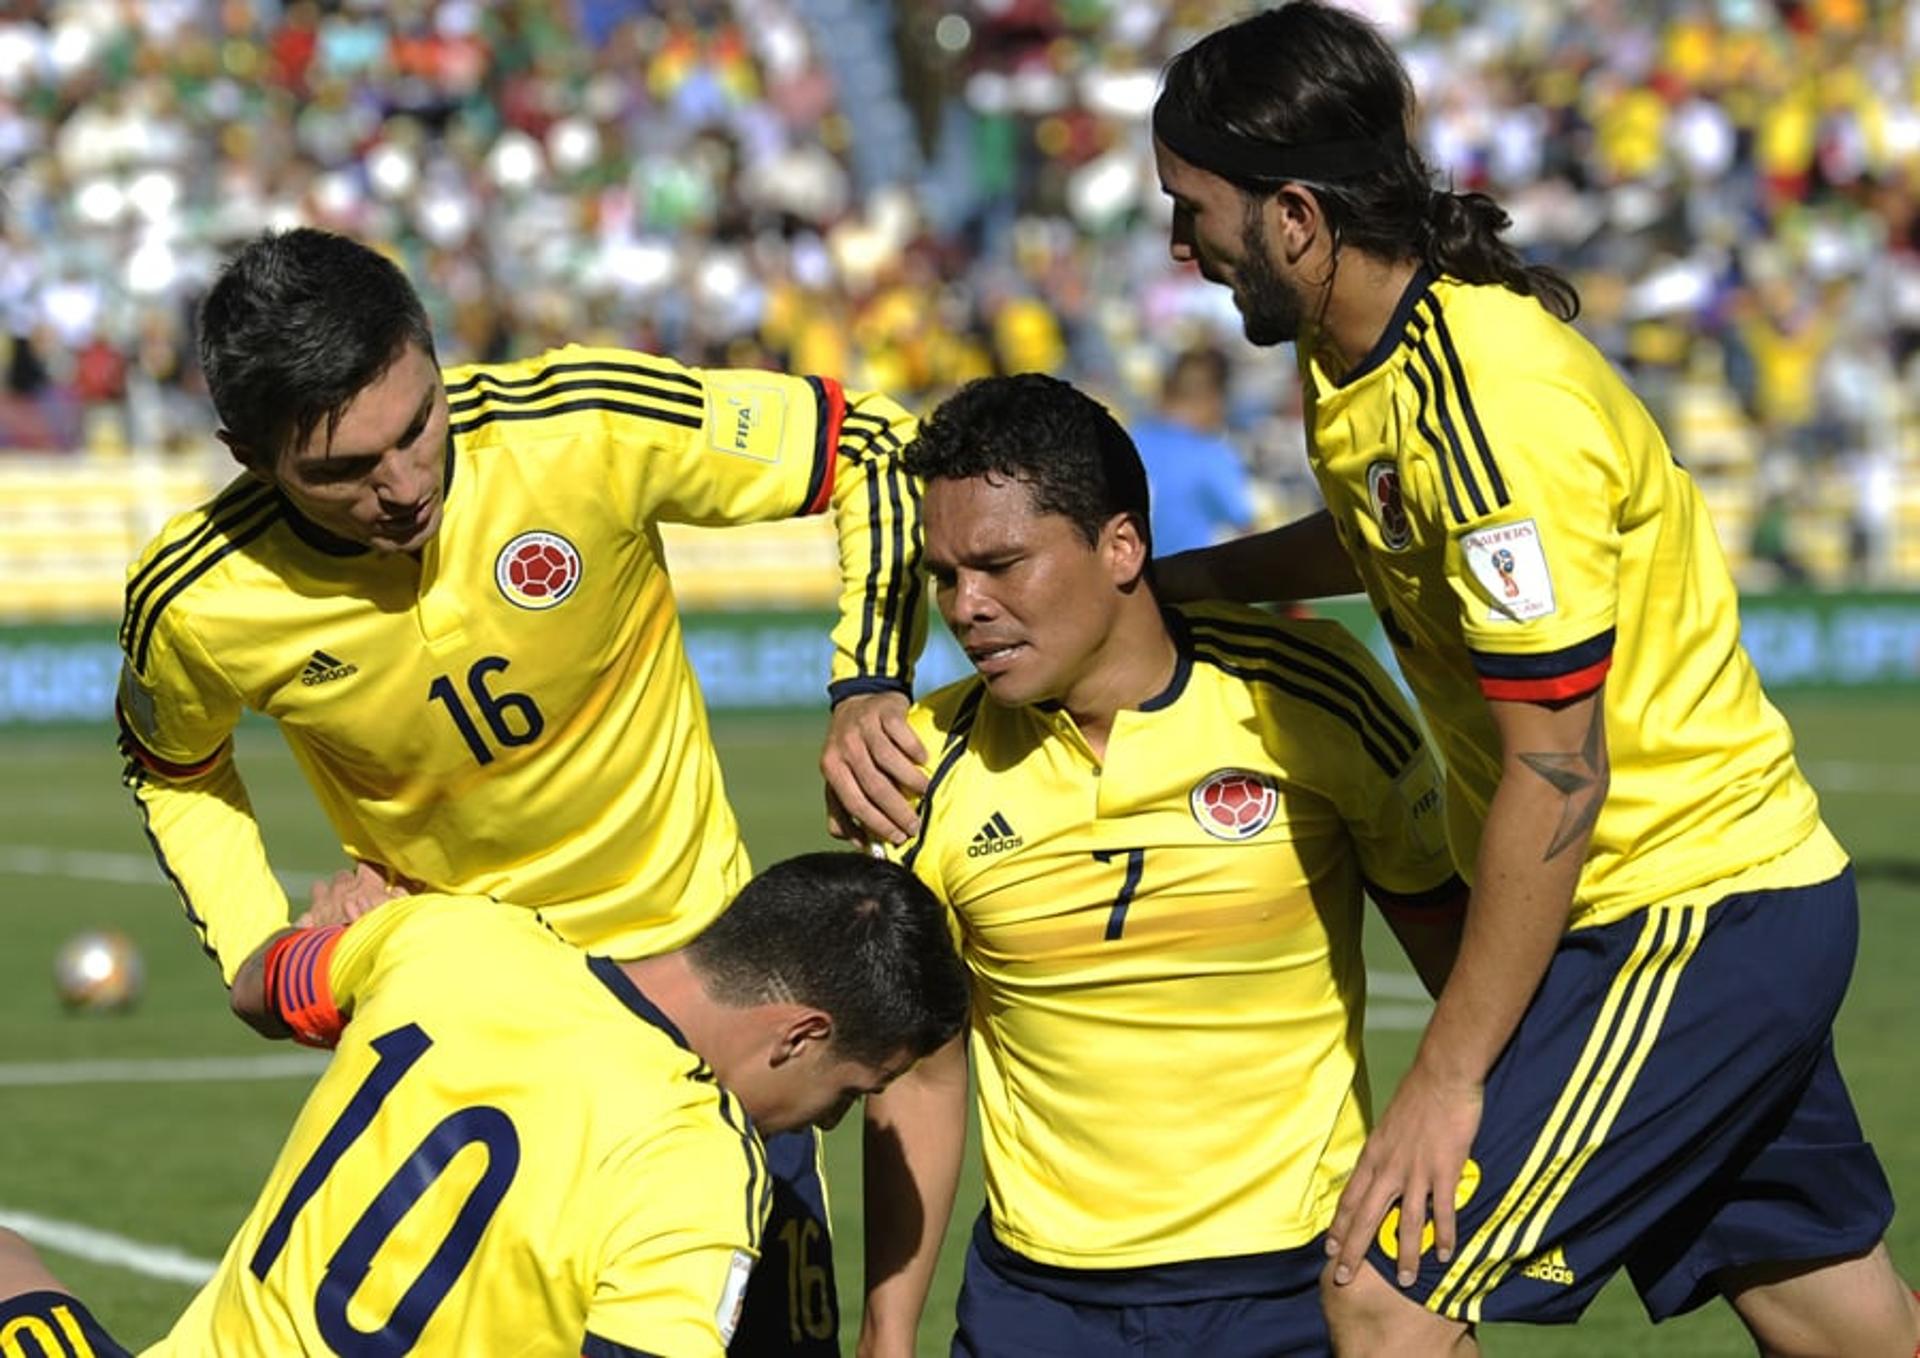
top-left (966, 642), bottom-right (1025, 673)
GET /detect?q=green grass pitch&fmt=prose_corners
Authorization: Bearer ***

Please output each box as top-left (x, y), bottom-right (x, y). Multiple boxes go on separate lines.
top-left (2, 696), bottom-right (1916, 1356)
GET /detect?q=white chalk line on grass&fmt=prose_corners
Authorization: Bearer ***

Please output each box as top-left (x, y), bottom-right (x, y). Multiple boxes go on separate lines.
top-left (0, 1052), bottom-right (328, 1087)
top-left (0, 1207), bottom-right (214, 1286)
top-left (0, 844), bottom-right (322, 892)
top-left (1801, 760), bottom-right (1920, 796)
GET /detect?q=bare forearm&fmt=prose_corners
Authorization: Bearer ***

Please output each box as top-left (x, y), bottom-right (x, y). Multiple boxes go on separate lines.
top-left (1414, 815), bottom-right (1580, 1085)
top-left (858, 1036), bottom-right (968, 1357)
top-left (1415, 699), bottom-right (1608, 1084)
top-left (1155, 510), bottom-right (1362, 604)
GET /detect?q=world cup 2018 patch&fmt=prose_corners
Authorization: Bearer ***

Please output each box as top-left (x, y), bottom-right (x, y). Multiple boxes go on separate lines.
top-left (1460, 519), bottom-right (1555, 622)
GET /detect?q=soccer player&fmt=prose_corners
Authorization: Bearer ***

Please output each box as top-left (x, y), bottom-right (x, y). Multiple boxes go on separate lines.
top-left (1150, 5), bottom-right (1919, 1353)
top-left (855, 374), bottom-right (1464, 1358)
top-left (113, 227), bottom-right (928, 1354)
top-left (0, 853), bottom-right (969, 1357)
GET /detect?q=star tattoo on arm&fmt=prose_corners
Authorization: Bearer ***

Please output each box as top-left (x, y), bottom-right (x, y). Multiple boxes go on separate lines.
top-left (1516, 698), bottom-right (1610, 861)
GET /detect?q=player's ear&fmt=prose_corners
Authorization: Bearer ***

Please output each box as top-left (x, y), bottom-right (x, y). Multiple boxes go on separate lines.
top-left (1103, 512), bottom-right (1150, 590)
top-left (1265, 182), bottom-right (1323, 264)
top-left (771, 1008), bottom-right (834, 1066)
top-left (219, 430), bottom-right (274, 484)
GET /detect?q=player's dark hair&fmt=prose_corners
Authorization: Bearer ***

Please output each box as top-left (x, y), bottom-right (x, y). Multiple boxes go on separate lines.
top-left (198, 228), bottom-right (436, 470)
top-left (689, 853), bottom-right (969, 1067)
top-left (905, 373), bottom-right (1152, 556)
top-left (1157, 1), bottom-right (1578, 321)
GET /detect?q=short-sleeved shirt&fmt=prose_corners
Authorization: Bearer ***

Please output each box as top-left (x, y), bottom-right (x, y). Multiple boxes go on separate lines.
top-left (896, 603), bottom-right (1459, 1270)
top-left (151, 896), bottom-right (768, 1357)
top-left (1302, 272), bottom-right (1837, 926)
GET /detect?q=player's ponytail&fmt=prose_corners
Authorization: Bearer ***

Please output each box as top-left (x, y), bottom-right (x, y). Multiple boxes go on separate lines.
top-left (1419, 189), bottom-right (1580, 322)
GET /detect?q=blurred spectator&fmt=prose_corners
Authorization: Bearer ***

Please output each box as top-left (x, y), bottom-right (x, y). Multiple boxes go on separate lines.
top-left (1750, 486), bottom-right (1814, 590)
top-left (1130, 345), bottom-right (1255, 556)
top-left (1739, 277), bottom-right (1843, 464)
top-left (0, 0), bottom-right (1912, 585)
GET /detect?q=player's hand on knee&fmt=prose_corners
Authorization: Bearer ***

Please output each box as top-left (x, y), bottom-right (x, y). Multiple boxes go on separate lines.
top-left (821, 692), bottom-right (926, 847)
top-left (1327, 1063), bottom-right (1481, 1290)
top-left (299, 861), bottom-right (407, 929)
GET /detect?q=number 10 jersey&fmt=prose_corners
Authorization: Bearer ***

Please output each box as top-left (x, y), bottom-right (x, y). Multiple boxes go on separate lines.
top-left (150, 896), bottom-right (769, 1357)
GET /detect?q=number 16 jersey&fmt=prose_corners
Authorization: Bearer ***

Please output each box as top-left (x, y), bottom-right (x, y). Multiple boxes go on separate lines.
top-left (118, 347), bottom-right (922, 976)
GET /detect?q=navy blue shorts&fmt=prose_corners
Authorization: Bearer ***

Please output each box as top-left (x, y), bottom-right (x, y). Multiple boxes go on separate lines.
top-left (953, 1214), bottom-right (1331, 1358)
top-left (0, 1290), bottom-right (132, 1357)
top-left (733, 1127), bottom-right (839, 1356)
top-left (1373, 867), bottom-right (1893, 1324)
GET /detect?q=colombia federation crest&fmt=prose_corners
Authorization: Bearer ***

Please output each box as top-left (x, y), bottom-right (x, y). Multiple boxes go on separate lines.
top-left (495, 531), bottom-right (582, 610)
top-left (1190, 768), bottom-right (1279, 840)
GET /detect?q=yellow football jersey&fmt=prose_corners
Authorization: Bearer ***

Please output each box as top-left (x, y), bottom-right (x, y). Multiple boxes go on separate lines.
top-left (897, 603), bottom-right (1458, 1269)
top-left (150, 896), bottom-right (769, 1357)
top-left (117, 347), bottom-right (923, 978)
top-left (1302, 273), bottom-right (1840, 927)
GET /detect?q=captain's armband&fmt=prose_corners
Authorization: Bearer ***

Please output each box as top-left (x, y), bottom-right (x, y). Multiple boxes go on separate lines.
top-left (261, 926), bottom-right (349, 1049)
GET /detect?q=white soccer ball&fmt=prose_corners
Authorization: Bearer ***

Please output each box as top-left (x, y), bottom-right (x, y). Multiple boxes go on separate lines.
top-left (53, 929), bottom-right (145, 1013)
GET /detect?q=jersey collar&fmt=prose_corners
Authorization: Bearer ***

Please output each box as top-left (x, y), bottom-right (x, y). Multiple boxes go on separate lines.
top-left (1326, 264), bottom-right (1434, 390)
top-left (278, 493), bottom-right (369, 556)
top-left (1030, 610), bottom-right (1192, 736)
top-left (587, 955), bottom-right (693, 1051)
top-left (1137, 609), bottom-right (1195, 712)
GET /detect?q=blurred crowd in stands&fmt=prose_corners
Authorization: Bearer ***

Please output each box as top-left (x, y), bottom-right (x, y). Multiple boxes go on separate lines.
top-left (0, 0), bottom-right (1916, 580)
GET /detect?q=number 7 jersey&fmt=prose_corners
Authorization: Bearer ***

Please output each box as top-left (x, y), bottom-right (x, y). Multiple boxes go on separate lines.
top-left (893, 604), bottom-right (1460, 1270)
top-left (117, 347), bottom-right (923, 976)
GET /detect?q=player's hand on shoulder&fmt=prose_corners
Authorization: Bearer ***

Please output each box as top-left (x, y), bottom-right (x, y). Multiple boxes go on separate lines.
top-left (296, 861), bottom-right (409, 929)
top-left (821, 691), bottom-right (927, 847)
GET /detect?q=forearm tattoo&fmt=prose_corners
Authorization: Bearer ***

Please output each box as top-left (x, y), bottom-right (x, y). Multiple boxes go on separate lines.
top-left (1516, 700), bottom-right (1609, 862)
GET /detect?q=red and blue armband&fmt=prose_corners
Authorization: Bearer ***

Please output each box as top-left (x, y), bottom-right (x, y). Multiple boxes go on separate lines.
top-left (262, 926), bottom-right (348, 1049)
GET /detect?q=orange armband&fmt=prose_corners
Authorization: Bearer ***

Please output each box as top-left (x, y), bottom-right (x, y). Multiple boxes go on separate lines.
top-left (262, 926), bottom-right (347, 1049)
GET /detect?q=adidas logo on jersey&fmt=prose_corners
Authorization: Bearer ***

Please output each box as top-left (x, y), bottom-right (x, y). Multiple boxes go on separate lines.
top-left (1520, 1246), bottom-right (1576, 1287)
top-left (300, 650), bottom-right (359, 686)
top-left (967, 812), bottom-right (1023, 857)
